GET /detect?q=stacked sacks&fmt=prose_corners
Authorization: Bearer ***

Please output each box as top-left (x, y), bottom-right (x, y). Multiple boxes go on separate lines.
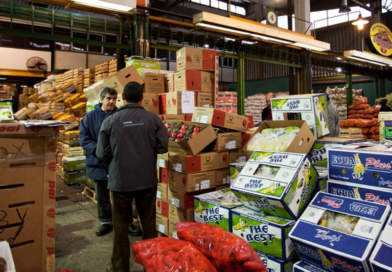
top-left (245, 93), bottom-right (265, 124)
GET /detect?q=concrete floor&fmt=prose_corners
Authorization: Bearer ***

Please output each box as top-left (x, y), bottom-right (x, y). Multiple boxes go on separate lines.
top-left (55, 176), bottom-right (144, 272)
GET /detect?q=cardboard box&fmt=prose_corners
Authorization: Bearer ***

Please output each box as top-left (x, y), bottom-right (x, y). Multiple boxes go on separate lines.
top-left (229, 162), bottom-right (246, 185)
top-left (160, 115), bottom-right (185, 121)
top-left (271, 94), bottom-right (330, 139)
top-left (328, 179), bottom-right (392, 208)
top-left (169, 220), bottom-right (178, 238)
top-left (169, 204), bottom-right (194, 222)
top-left (64, 171), bottom-right (88, 185)
top-left (176, 47), bottom-right (217, 72)
top-left (157, 153), bottom-right (169, 169)
top-left (370, 213), bottom-right (392, 272)
top-left (383, 127), bottom-right (392, 141)
top-left (261, 255), bottom-right (297, 272)
top-left (231, 151), bottom-right (319, 219)
top-left (229, 149), bottom-right (248, 163)
top-left (140, 93), bottom-right (159, 115)
top-left (159, 91), bottom-right (196, 115)
top-left (196, 92), bottom-right (214, 108)
top-left (103, 66), bottom-right (144, 98)
top-left (156, 199), bottom-right (169, 218)
top-left (308, 137), bottom-right (366, 171)
top-left (224, 104), bottom-right (233, 113)
top-left (0, 125), bottom-right (56, 272)
top-left (231, 206), bottom-right (296, 260)
top-left (245, 115), bottom-right (254, 128)
top-left (244, 120), bottom-right (316, 157)
top-left (216, 104), bottom-right (224, 111)
top-left (216, 168), bottom-right (230, 186)
top-left (216, 92), bottom-right (224, 103)
top-left (156, 214), bottom-right (169, 236)
top-left (126, 59), bottom-right (160, 70)
top-left (194, 189), bottom-right (242, 231)
top-left (208, 132), bottom-right (242, 151)
top-left (168, 187), bottom-right (194, 210)
top-left (294, 261), bottom-right (328, 272)
top-left (216, 184), bottom-right (230, 190)
top-left (192, 107), bottom-right (249, 133)
top-left (62, 156), bottom-right (86, 172)
top-left (328, 144), bottom-right (392, 188)
top-left (169, 152), bottom-right (229, 174)
top-left (174, 70), bottom-right (213, 93)
top-left (157, 183), bottom-right (168, 202)
top-left (141, 73), bottom-right (165, 94)
top-left (160, 167), bottom-right (169, 184)
top-left (168, 121), bottom-right (217, 156)
top-left (289, 192), bottom-right (391, 272)
top-left (169, 170), bottom-right (216, 193)
top-left (165, 73), bottom-right (174, 92)
top-left (378, 112), bottom-right (392, 121)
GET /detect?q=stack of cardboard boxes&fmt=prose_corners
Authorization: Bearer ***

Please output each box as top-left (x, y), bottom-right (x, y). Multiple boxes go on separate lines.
top-left (57, 130), bottom-right (87, 186)
top-left (216, 86), bottom-right (238, 114)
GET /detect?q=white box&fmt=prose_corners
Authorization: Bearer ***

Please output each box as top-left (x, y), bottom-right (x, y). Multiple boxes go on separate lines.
top-left (369, 213), bottom-right (392, 272)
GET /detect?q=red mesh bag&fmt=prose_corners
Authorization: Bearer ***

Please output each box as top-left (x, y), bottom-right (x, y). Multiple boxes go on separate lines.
top-left (132, 237), bottom-right (218, 272)
top-left (355, 119), bottom-right (373, 128)
top-left (373, 113), bottom-right (379, 118)
top-left (349, 110), bottom-right (358, 115)
top-left (364, 108), bottom-right (374, 114)
top-left (374, 107), bottom-right (381, 113)
top-left (349, 104), bottom-right (358, 110)
top-left (364, 115), bottom-right (373, 120)
top-left (358, 104), bottom-right (371, 109)
top-left (361, 128), bottom-right (370, 134)
top-left (355, 97), bottom-right (368, 105)
top-left (176, 222), bottom-right (267, 272)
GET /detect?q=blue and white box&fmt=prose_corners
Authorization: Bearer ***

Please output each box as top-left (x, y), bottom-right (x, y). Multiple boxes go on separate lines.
top-left (328, 179), bottom-right (392, 209)
top-left (230, 151), bottom-right (319, 220)
top-left (328, 144), bottom-right (392, 188)
top-left (370, 213), bottom-right (392, 272)
top-left (271, 93), bottom-right (330, 139)
top-left (289, 192), bottom-right (391, 272)
top-left (260, 253), bottom-right (297, 272)
top-left (294, 261), bottom-right (328, 272)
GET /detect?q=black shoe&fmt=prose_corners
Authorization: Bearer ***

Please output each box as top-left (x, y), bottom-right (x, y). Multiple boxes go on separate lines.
top-left (128, 224), bottom-right (142, 236)
top-left (96, 224), bottom-right (113, 236)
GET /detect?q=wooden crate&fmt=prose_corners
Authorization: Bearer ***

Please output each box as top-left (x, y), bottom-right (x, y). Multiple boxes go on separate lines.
top-left (84, 186), bottom-right (97, 203)
top-left (340, 128), bottom-right (363, 138)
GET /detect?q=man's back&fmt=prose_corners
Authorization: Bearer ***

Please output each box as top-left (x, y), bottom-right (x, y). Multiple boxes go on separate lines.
top-left (97, 104), bottom-right (168, 192)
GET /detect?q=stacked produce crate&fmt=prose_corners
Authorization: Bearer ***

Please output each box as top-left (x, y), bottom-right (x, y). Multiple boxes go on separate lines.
top-left (57, 130), bottom-right (87, 185)
top-left (73, 68), bottom-right (84, 93)
top-left (95, 61), bottom-right (109, 82)
top-left (83, 68), bottom-right (95, 88)
top-left (216, 90), bottom-right (238, 114)
top-left (109, 59), bottom-right (117, 76)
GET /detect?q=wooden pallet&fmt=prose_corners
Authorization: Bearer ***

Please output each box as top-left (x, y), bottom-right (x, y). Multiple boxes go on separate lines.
top-left (84, 186), bottom-right (97, 203)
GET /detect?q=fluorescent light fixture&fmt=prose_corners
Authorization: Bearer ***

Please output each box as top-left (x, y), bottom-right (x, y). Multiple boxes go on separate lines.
top-left (72, 0), bottom-right (135, 12)
top-left (336, 67), bottom-right (343, 72)
top-left (242, 41), bottom-right (256, 45)
top-left (292, 42), bottom-right (329, 51)
top-left (336, 57), bottom-right (342, 60)
top-left (251, 34), bottom-right (292, 44)
top-left (0, 78), bottom-right (6, 80)
top-left (196, 22), bottom-right (252, 35)
top-left (344, 50), bottom-right (392, 66)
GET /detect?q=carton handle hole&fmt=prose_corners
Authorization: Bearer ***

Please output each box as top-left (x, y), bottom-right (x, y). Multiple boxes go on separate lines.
top-left (298, 138), bottom-right (304, 147)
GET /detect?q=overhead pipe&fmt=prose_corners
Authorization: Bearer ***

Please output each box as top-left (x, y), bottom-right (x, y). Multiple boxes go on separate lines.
top-left (136, 5), bottom-right (193, 20)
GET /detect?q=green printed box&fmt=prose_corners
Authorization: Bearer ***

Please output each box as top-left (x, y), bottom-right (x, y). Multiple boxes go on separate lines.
top-left (194, 189), bottom-right (242, 231)
top-left (126, 59), bottom-right (160, 70)
top-left (271, 94), bottom-right (329, 139)
top-left (384, 127), bottom-right (392, 141)
top-left (229, 162), bottom-right (246, 185)
top-left (231, 206), bottom-right (296, 261)
top-left (63, 156), bottom-right (86, 172)
top-left (230, 151), bottom-right (318, 220)
top-left (64, 171), bottom-right (87, 185)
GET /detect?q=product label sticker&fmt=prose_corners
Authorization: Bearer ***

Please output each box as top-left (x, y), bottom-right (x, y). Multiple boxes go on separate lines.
top-left (158, 159), bottom-right (166, 168)
top-left (195, 184), bottom-right (200, 191)
top-left (204, 104), bottom-right (210, 108)
top-left (201, 180), bottom-right (210, 190)
top-left (181, 91), bottom-right (195, 114)
top-left (237, 156), bottom-right (247, 163)
top-left (157, 191), bottom-right (162, 199)
top-left (159, 224), bottom-right (165, 233)
top-left (223, 177), bottom-right (227, 184)
top-left (200, 115), bottom-right (209, 124)
top-left (172, 198), bottom-right (180, 208)
top-left (225, 140), bottom-right (237, 149)
top-left (174, 163), bottom-right (182, 173)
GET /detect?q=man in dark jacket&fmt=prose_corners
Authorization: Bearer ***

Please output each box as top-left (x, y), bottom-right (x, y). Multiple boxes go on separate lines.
top-left (97, 82), bottom-right (168, 272)
top-left (380, 99), bottom-right (392, 112)
top-left (262, 92), bottom-right (275, 121)
top-left (79, 87), bottom-right (118, 236)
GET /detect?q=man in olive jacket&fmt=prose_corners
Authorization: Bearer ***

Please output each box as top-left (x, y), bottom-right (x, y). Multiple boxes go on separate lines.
top-left (97, 81), bottom-right (168, 272)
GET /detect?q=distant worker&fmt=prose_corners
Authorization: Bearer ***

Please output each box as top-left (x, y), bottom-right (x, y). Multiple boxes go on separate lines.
top-left (262, 92), bottom-right (275, 121)
top-left (317, 90), bottom-right (340, 137)
top-left (380, 99), bottom-right (392, 112)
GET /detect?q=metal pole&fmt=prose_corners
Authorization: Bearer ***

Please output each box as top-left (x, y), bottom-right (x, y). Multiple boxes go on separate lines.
top-left (237, 51), bottom-right (245, 115)
top-left (346, 72), bottom-right (353, 108)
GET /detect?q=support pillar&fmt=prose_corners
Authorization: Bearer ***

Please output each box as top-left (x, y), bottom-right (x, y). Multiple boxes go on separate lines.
top-left (294, 0), bottom-right (311, 35)
top-left (237, 51), bottom-right (245, 116)
top-left (346, 72), bottom-right (353, 108)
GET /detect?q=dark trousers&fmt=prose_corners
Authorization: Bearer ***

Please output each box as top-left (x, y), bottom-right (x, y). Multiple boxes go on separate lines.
top-left (111, 185), bottom-right (157, 272)
top-left (94, 180), bottom-right (112, 224)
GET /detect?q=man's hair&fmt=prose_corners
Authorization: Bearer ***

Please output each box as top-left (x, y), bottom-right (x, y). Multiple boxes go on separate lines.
top-left (100, 87), bottom-right (117, 99)
top-left (123, 82), bottom-right (143, 103)
top-left (266, 92), bottom-right (275, 98)
top-left (317, 89), bottom-right (330, 101)
top-left (381, 99), bottom-right (388, 106)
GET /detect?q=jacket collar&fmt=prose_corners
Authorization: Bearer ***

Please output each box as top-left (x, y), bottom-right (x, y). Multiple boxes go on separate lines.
top-left (95, 103), bottom-right (118, 115)
top-left (118, 103), bottom-right (145, 111)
